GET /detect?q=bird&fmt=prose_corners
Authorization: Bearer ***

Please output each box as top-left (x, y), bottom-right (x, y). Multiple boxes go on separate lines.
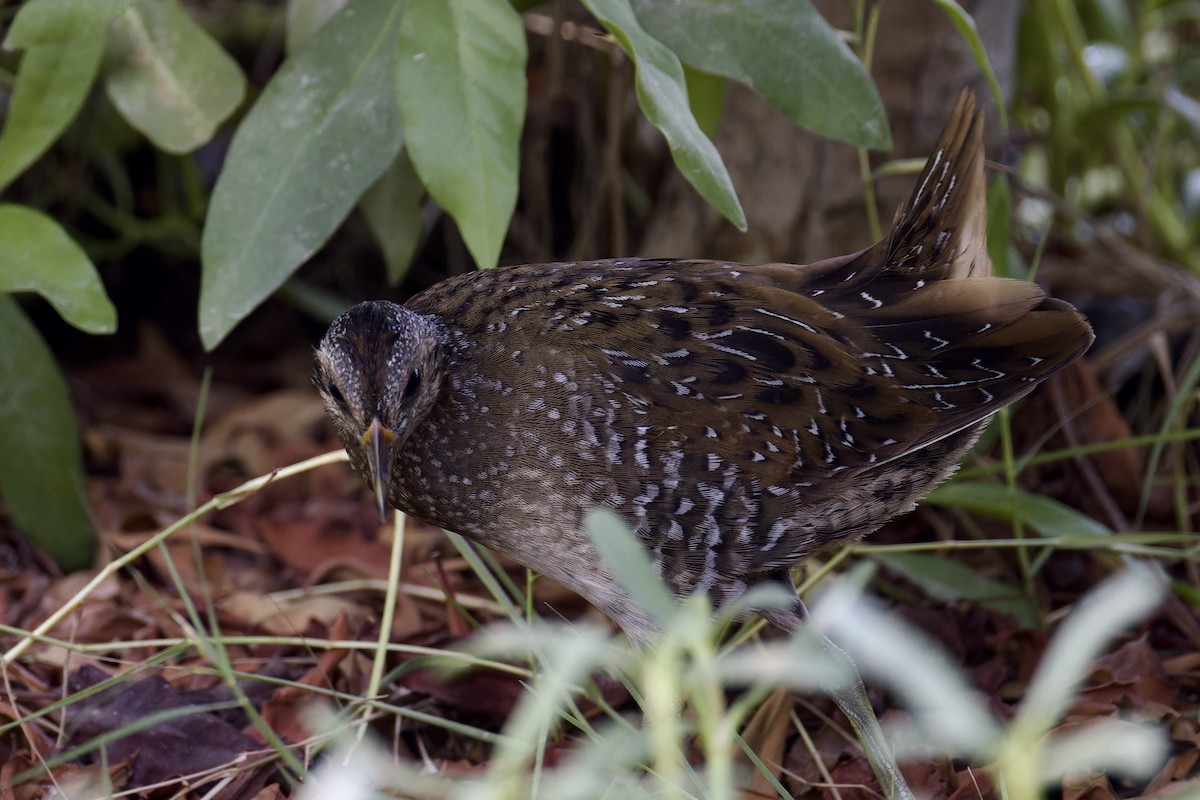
top-left (314, 92), bottom-right (1094, 645)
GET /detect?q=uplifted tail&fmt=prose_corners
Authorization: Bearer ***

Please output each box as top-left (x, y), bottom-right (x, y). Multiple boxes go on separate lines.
top-left (800, 91), bottom-right (1093, 441)
top-left (883, 90), bottom-right (990, 281)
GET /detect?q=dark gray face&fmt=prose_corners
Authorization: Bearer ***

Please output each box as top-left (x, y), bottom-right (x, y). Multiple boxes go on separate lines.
top-left (314, 301), bottom-right (446, 514)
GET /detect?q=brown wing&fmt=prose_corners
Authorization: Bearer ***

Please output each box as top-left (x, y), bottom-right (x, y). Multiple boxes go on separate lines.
top-left (450, 257), bottom-right (1089, 480)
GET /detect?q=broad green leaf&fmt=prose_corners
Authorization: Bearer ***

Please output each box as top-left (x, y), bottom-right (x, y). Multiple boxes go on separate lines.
top-left (683, 64), bottom-right (725, 139)
top-left (583, 0), bottom-right (746, 230)
top-left (105, 0), bottom-right (247, 155)
top-left (872, 552), bottom-right (1040, 627)
top-left (360, 149), bottom-right (425, 286)
top-left (0, 32), bottom-right (105, 190)
top-left (585, 508), bottom-right (678, 629)
top-left (0, 205), bottom-right (116, 334)
top-left (632, 0), bottom-right (891, 150)
top-left (286, 0), bottom-right (352, 53)
top-left (4, 0), bottom-right (131, 47)
top-left (0, 296), bottom-right (93, 571)
top-left (395, 0), bottom-right (527, 269)
top-left (926, 481), bottom-right (1114, 539)
top-left (199, 0), bottom-right (405, 351)
top-left (929, 0), bottom-right (1007, 130)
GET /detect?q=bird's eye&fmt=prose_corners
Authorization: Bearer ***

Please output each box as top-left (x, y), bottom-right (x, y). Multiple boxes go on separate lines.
top-left (403, 369), bottom-right (421, 399)
top-left (328, 382), bottom-right (347, 408)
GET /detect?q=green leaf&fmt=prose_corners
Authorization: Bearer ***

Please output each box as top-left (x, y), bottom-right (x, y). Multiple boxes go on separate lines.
top-left (585, 508), bottom-right (678, 629)
top-left (582, 0), bottom-right (746, 230)
top-left (104, 0), bottom-right (247, 155)
top-left (1076, 0), bottom-right (1130, 44)
top-left (872, 552), bottom-right (1040, 627)
top-left (928, 0), bottom-right (1007, 130)
top-left (0, 31), bottom-right (105, 190)
top-left (4, 0), bottom-right (131, 47)
top-left (395, 0), bottom-right (527, 269)
top-left (926, 481), bottom-right (1114, 539)
top-left (0, 205), bottom-right (116, 334)
top-left (199, 0), bottom-right (405, 351)
top-left (683, 64), bottom-right (725, 139)
top-left (0, 0), bottom-right (121, 189)
top-left (985, 174), bottom-right (1028, 280)
top-left (985, 174), bottom-right (1010, 277)
top-left (285, 0), bottom-right (352, 53)
top-left (0, 296), bottom-right (93, 571)
top-left (360, 149), bottom-right (425, 286)
top-left (632, 0), bottom-right (891, 150)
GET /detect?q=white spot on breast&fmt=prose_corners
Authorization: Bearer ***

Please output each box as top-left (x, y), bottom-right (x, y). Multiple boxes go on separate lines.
top-left (763, 519), bottom-right (790, 549)
top-left (582, 421), bottom-right (599, 445)
top-left (635, 439), bottom-right (650, 469)
top-left (606, 432), bottom-right (624, 465)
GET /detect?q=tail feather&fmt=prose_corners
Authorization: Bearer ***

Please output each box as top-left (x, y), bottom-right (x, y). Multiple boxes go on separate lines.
top-left (813, 91), bottom-right (1093, 436)
top-left (884, 90), bottom-right (990, 281)
top-left (782, 91), bottom-right (991, 304)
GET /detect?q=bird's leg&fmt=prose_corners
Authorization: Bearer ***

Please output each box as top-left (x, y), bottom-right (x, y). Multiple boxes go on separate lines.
top-left (763, 580), bottom-right (915, 800)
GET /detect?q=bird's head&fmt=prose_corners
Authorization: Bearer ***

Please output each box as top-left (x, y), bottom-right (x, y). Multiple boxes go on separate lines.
top-left (314, 301), bottom-right (446, 518)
